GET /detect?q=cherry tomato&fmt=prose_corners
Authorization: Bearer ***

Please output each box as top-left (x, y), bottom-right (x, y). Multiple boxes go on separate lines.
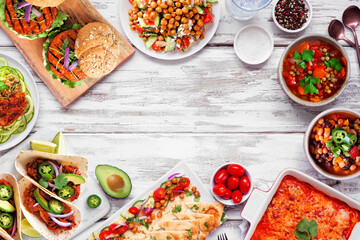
top-left (214, 169), bottom-right (229, 184)
top-left (143, 12), bottom-right (155, 25)
top-left (152, 41), bottom-right (162, 52)
top-left (99, 230), bottom-right (111, 240)
top-left (232, 190), bottom-right (243, 204)
top-left (129, 0), bottom-right (134, 4)
top-left (203, 8), bottom-right (213, 24)
top-left (135, 24), bottom-right (146, 33)
top-left (213, 183), bottom-right (227, 197)
top-left (153, 187), bottom-right (166, 200)
top-left (178, 177), bottom-right (190, 189)
top-left (227, 164), bottom-right (244, 177)
top-left (117, 226), bottom-right (128, 235)
top-left (227, 176), bottom-right (239, 190)
top-left (128, 206), bottom-right (139, 215)
top-left (239, 176), bottom-right (251, 194)
top-left (108, 224), bottom-right (118, 233)
top-left (182, 36), bottom-right (190, 50)
top-left (222, 188), bottom-right (232, 200)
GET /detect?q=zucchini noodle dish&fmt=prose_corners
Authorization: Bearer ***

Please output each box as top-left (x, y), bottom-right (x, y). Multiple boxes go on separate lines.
top-left (0, 57), bottom-right (34, 143)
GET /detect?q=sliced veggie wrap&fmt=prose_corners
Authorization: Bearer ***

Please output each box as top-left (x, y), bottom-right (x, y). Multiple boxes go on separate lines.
top-left (18, 178), bottom-right (81, 240)
top-left (0, 173), bottom-right (22, 240)
top-left (15, 150), bottom-right (88, 203)
top-left (0, 0), bottom-right (67, 40)
top-left (42, 24), bottom-right (84, 89)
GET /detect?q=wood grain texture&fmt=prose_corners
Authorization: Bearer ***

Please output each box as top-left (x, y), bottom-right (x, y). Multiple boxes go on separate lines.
top-left (0, 0), bottom-right (134, 108)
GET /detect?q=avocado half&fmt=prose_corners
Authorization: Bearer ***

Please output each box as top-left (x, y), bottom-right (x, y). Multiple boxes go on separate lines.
top-left (95, 165), bottom-right (132, 199)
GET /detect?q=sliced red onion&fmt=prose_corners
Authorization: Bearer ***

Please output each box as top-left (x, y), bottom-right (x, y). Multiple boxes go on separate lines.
top-left (105, 234), bottom-right (118, 240)
top-left (172, 189), bottom-right (185, 193)
top-left (140, 196), bottom-right (150, 207)
top-left (125, 210), bottom-right (129, 219)
top-left (168, 173), bottom-right (181, 180)
top-left (73, 169), bottom-right (76, 174)
top-left (47, 161), bottom-right (59, 177)
top-left (31, 7), bottom-right (42, 17)
top-left (17, 1), bottom-right (31, 9)
top-left (49, 215), bottom-right (72, 227)
top-left (48, 182), bottom-right (55, 188)
top-left (114, 223), bottom-right (127, 229)
top-left (51, 186), bottom-right (56, 192)
top-left (64, 48), bottom-right (70, 70)
top-left (68, 61), bottom-right (78, 72)
top-left (10, 218), bottom-right (16, 237)
top-left (136, 205), bottom-right (144, 217)
top-left (143, 207), bottom-right (155, 215)
top-left (24, 5), bottom-right (31, 22)
top-left (49, 211), bottom-right (74, 218)
top-left (138, 216), bottom-right (147, 220)
top-left (33, 202), bottom-right (39, 207)
top-left (59, 165), bottom-right (63, 174)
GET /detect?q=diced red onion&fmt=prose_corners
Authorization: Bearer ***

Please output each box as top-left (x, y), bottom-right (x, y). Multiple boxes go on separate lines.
top-left (64, 48), bottom-right (70, 70)
top-left (49, 211), bottom-right (74, 218)
top-left (168, 173), bottom-right (181, 180)
top-left (10, 218), bottom-right (16, 237)
top-left (59, 165), bottom-right (63, 174)
top-left (47, 161), bottom-right (59, 177)
top-left (68, 61), bottom-right (78, 72)
top-left (17, 1), bottom-right (31, 9)
top-left (49, 215), bottom-right (72, 227)
top-left (48, 182), bottom-right (55, 188)
top-left (138, 216), bottom-right (147, 220)
top-left (31, 7), bottom-right (42, 17)
top-left (33, 202), bottom-right (39, 207)
top-left (24, 5), bottom-right (31, 22)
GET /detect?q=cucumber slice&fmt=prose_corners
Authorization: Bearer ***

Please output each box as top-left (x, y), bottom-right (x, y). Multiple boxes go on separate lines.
top-left (207, 0), bottom-right (218, 3)
top-left (133, 200), bottom-right (144, 207)
top-left (164, 37), bottom-right (176, 52)
top-left (194, 5), bottom-right (205, 14)
top-left (154, 13), bottom-right (160, 27)
top-left (145, 36), bottom-right (158, 49)
top-left (121, 209), bottom-right (135, 219)
top-left (160, 181), bottom-right (167, 189)
top-left (138, 18), bottom-right (150, 29)
top-left (136, 0), bottom-right (149, 9)
top-left (141, 32), bottom-right (158, 37)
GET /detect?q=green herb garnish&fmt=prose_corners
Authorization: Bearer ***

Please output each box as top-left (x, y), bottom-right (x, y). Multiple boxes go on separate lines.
top-left (190, 204), bottom-right (199, 210)
top-left (221, 212), bottom-right (227, 223)
top-left (301, 49), bottom-right (315, 62)
top-left (0, 81), bottom-right (8, 91)
top-left (204, 222), bottom-right (209, 229)
top-left (299, 76), bottom-right (320, 94)
top-left (328, 57), bottom-right (342, 71)
top-left (194, 196), bottom-right (200, 202)
top-left (172, 205), bottom-right (182, 213)
top-left (186, 229), bottom-right (192, 238)
top-left (293, 52), bottom-right (301, 60)
top-left (185, 191), bottom-right (193, 197)
top-left (294, 218), bottom-right (318, 240)
top-left (53, 173), bottom-right (68, 190)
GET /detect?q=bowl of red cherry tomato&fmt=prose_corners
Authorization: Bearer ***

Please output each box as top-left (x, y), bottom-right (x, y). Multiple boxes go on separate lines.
top-left (210, 163), bottom-right (253, 205)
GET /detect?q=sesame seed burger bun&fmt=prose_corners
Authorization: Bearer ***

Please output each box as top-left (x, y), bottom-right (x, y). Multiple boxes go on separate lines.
top-left (25, 0), bottom-right (66, 7)
top-left (75, 22), bottom-right (121, 78)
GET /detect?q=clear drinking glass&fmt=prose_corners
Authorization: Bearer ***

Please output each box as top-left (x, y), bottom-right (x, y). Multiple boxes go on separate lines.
top-left (226, 0), bottom-right (273, 21)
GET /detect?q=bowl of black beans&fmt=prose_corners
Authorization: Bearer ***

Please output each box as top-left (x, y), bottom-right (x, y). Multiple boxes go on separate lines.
top-left (273, 0), bottom-right (312, 33)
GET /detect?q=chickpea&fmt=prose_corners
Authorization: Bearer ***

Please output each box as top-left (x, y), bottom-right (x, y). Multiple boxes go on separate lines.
top-left (192, 8), bottom-right (198, 13)
top-left (157, 212), bottom-right (163, 218)
top-left (185, 13), bottom-right (190, 18)
top-left (164, 194), bottom-right (169, 200)
top-left (160, 199), bottom-right (166, 205)
top-left (186, 0), bottom-right (191, 4)
top-left (171, 29), bottom-right (176, 35)
top-left (208, 7), bottom-right (212, 12)
top-left (160, 3), bottom-right (167, 8)
top-left (182, 6), bottom-right (189, 13)
top-left (168, 7), bottom-right (174, 12)
top-left (128, 222), bottom-right (135, 229)
top-left (132, 7), bottom-right (139, 13)
top-left (128, 10), bottom-right (133, 15)
top-left (157, 0), bottom-right (161, 4)
top-left (150, 1), bottom-right (157, 8)
top-left (179, 193), bottom-right (185, 199)
top-left (130, 25), bottom-right (136, 31)
top-left (137, 12), bottom-right (143, 17)
top-left (147, 218), bottom-right (153, 223)
top-left (176, 38), bottom-right (182, 44)
top-left (161, 25), bottom-right (167, 30)
top-left (158, 35), bottom-right (165, 41)
top-left (169, 18), bottom-right (175, 23)
top-left (194, 14), bottom-right (200, 20)
top-left (175, 2), bottom-right (181, 7)
top-left (133, 1), bottom-right (137, 7)
top-left (165, 181), bottom-right (172, 187)
top-left (170, 197), bottom-right (175, 201)
top-left (182, 23), bottom-right (188, 29)
top-left (164, 13), bottom-right (172, 19)
top-left (160, 206), bottom-right (165, 211)
top-left (143, 37), bottom-right (147, 42)
top-left (194, 191), bottom-right (200, 198)
top-left (168, 23), bottom-right (174, 29)
top-left (189, 11), bottom-right (194, 17)
top-left (317, 118), bottom-right (324, 125)
top-left (174, 21), bottom-right (180, 27)
top-left (150, 11), bottom-right (157, 19)
top-left (196, 30), bottom-right (202, 36)
top-left (191, 186), bottom-right (197, 192)
top-left (132, 227), bottom-right (138, 233)
top-left (156, 6), bottom-right (162, 12)
top-left (197, 19), bottom-right (204, 27)
top-left (180, 0), bottom-right (186, 4)
top-left (194, 0), bottom-right (201, 5)
top-left (148, 7), bottom-right (153, 12)
top-left (167, 189), bottom-right (173, 195)
top-left (175, 15), bottom-right (181, 21)
top-left (154, 28), bottom-right (159, 33)
top-left (184, 187), bottom-right (189, 192)
top-left (161, 19), bottom-right (168, 26)
top-left (138, 33), bottom-right (142, 37)
top-left (155, 202), bottom-right (161, 208)
top-left (200, 34), bottom-right (204, 40)
top-left (181, 17), bottom-right (188, 24)
top-left (129, 21), bottom-right (134, 26)
top-left (176, 8), bottom-right (183, 15)
top-left (167, 0), bottom-right (173, 5)
top-left (151, 213), bottom-right (156, 219)
top-left (190, 30), bottom-right (195, 35)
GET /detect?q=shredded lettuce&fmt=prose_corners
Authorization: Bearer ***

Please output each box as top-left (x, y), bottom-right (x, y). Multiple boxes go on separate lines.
top-left (43, 24), bottom-right (83, 89)
top-left (0, 0), bottom-right (68, 39)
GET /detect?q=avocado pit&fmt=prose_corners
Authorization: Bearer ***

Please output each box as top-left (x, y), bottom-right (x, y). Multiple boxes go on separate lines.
top-left (107, 174), bottom-right (124, 191)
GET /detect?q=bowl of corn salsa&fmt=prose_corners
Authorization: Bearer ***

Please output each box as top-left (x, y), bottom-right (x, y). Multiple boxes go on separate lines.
top-left (304, 108), bottom-right (360, 180)
top-left (278, 35), bottom-right (350, 106)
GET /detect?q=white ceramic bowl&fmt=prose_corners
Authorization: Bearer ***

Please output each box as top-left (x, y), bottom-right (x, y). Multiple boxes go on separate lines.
top-left (278, 34), bottom-right (351, 107)
top-left (304, 108), bottom-right (360, 181)
top-left (234, 25), bottom-right (274, 65)
top-left (272, 0), bottom-right (312, 33)
top-left (210, 163), bottom-right (253, 206)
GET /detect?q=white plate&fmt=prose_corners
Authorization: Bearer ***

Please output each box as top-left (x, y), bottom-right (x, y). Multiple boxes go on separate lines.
top-left (119, 0), bottom-right (221, 60)
top-left (0, 128), bottom-right (111, 240)
top-left (77, 161), bottom-right (226, 239)
top-left (0, 53), bottom-right (39, 152)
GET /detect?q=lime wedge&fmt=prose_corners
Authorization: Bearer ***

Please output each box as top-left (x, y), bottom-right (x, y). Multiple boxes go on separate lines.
top-left (21, 218), bottom-right (42, 238)
top-left (52, 132), bottom-right (65, 154)
top-left (0, 57), bottom-right (8, 67)
top-left (30, 140), bottom-right (57, 153)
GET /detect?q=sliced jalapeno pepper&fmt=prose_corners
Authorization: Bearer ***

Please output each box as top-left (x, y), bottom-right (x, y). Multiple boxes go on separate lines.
top-left (57, 186), bottom-right (73, 200)
top-left (39, 179), bottom-right (49, 188)
top-left (0, 213), bottom-right (13, 229)
top-left (49, 199), bottom-right (64, 214)
top-left (332, 128), bottom-right (348, 144)
top-left (38, 163), bottom-right (54, 177)
top-left (0, 185), bottom-right (13, 201)
top-left (87, 195), bottom-right (102, 208)
top-left (344, 133), bottom-right (358, 146)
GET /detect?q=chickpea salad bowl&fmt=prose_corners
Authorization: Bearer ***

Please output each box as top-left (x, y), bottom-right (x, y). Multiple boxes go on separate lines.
top-left (304, 108), bottom-right (360, 180)
top-left (120, 0), bottom-right (220, 60)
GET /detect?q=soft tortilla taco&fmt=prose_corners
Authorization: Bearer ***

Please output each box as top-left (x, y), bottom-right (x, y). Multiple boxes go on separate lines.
top-left (0, 174), bottom-right (21, 240)
top-left (18, 178), bottom-right (81, 240)
top-left (15, 150), bottom-right (88, 203)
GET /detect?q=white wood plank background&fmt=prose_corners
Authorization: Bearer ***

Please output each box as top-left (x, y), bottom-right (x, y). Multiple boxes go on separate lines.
top-left (1, 0), bottom-right (360, 238)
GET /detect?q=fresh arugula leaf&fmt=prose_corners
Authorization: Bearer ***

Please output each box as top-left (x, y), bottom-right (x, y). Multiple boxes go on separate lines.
top-left (328, 58), bottom-right (342, 71)
top-left (0, 80), bottom-right (8, 91)
top-left (53, 173), bottom-right (68, 190)
top-left (294, 52), bottom-right (301, 60)
top-left (298, 61), bottom-right (307, 69)
top-left (172, 205), bottom-right (182, 213)
top-left (301, 49), bottom-right (315, 62)
top-left (186, 229), bottom-right (192, 238)
top-left (167, 236), bottom-right (171, 240)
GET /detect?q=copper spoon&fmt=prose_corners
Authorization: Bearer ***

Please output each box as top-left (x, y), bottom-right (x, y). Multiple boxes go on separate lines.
top-left (328, 19), bottom-right (356, 48)
top-left (343, 5), bottom-right (360, 67)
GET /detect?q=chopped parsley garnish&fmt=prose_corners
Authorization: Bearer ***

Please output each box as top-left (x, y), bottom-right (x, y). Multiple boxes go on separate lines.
top-left (190, 204), bottom-right (199, 210)
top-left (186, 229), bottom-right (192, 238)
top-left (221, 212), bottom-right (227, 223)
top-left (53, 173), bottom-right (68, 190)
top-left (328, 57), bottom-right (342, 71)
top-left (185, 191), bottom-right (193, 197)
top-left (167, 236), bottom-right (171, 239)
top-left (301, 49), bottom-right (315, 62)
top-left (299, 76), bottom-right (320, 94)
top-left (293, 52), bottom-right (301, 60)
top-left (0, 81), bottom-right (8, 91)
top-left (172, 205), bottom-right (182, 213)
top-left (298, 61), bottom-right (307, 69)
top-left (204, 221), bottom-right (209, 229)
top-left (194, 196), bottom-right (200, 202)
top-left (294, 218), bottom-right (318, 240)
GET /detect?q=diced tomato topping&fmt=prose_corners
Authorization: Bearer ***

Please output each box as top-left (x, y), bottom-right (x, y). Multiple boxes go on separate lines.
top-left (204, 8), bottom-right (213, 24)
top-left (310, 45), bottom-right (318, 51)
top-left (129, 0), bottom-right (134, 4)
top-left (152, 41), bottom-right (162, 52)
top-left (182, 37), bottom-right (190, 50)
top-left (314, 50), bottom-right (323, 58)
top-left (350, 146), bottom-right (359, 159)
top-left (313, 67), bottom-right (327, 79)
top-left (282, 72), bottom-right (297, 86)
top-left (135, 24), bottom-right (146, 33)
top-left (117, 226), bottom-right (128, 235)
top-left (108, 224), bottom-right (119, 233)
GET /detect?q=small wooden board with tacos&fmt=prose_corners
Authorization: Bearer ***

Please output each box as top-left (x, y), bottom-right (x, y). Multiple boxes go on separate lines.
top-left (0, 0), bottom-right (134, 108)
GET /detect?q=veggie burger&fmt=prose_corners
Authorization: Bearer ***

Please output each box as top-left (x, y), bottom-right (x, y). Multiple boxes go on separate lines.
top-left (0, 0), bottom-right (67, 39)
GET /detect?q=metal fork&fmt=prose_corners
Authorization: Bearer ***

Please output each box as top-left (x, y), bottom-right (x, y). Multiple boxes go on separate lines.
top-left (217, 233), bottom-right (228, 240)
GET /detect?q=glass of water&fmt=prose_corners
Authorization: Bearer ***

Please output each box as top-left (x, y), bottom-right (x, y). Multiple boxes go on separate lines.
top-left (226, 0), bottom-right (273, 21)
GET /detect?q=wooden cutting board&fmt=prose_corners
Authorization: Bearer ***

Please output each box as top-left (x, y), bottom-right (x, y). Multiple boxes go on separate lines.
top-left (0, 0), bottom-right (135, 108)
